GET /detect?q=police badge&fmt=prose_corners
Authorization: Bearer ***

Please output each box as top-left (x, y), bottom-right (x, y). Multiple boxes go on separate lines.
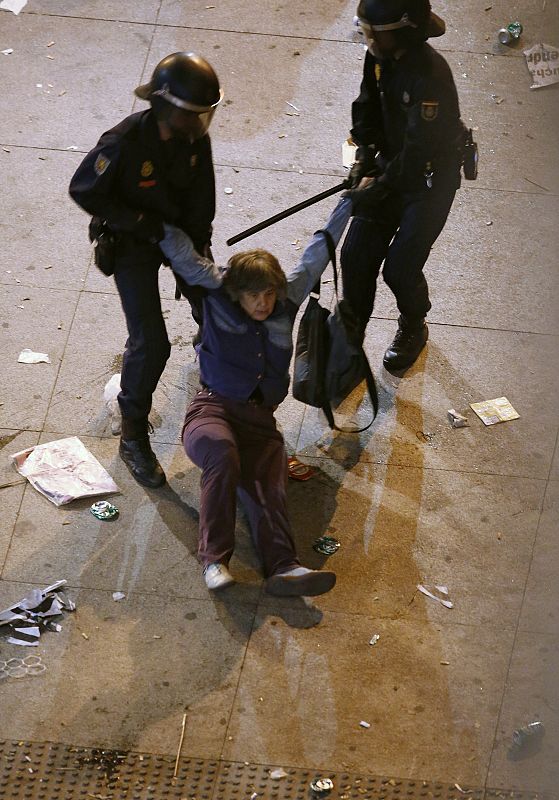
top-left (94, 153), bottom-right (110, 176)
top-left (421, 101), bottom-right (439, 121)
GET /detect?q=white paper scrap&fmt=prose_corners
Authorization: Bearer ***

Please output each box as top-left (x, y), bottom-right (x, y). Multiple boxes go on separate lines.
top-left (112, 592), bottom-right (126, 602)
top-left (2, 48), bottom-right (14, 55)
top-left (11, 436), bottom-right (119, 506)
top-left (18, 349), bottom-right (50, 364)
top-left (470, 397), bottom-right (519, 426)
top-left (359, 720), bottom-right (371, 728)
top-left (270, 768), bottom-right (288, 780)
top-left (0, 0), bottom-right (28, 14)
top-left (369, 634), bottom-right (380, 646)
top-left (524, 43), bottom-right (559, 89)
top-left (417, 584), bottom-right (454, 609)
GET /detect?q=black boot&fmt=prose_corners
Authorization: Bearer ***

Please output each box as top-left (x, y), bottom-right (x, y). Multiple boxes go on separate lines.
top-left (383, 316), bottom-right (428, 374)
top-left (119, 417), bottom-right (166, 488)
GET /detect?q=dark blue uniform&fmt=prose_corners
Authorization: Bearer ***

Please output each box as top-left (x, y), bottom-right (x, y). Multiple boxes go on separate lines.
top-left (69, 110), bottom-right (215, 421)
top-left (342, 43), bottom-right (465, 327)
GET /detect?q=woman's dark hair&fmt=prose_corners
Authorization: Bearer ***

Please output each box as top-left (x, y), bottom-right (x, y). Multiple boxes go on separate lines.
top-left (223, 249), bottom-right (287, 302)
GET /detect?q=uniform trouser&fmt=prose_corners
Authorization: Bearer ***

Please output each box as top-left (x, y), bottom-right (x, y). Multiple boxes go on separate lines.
top-left (182, 390), bottom-right (300, 577)
top-left (340, 179), bottom-right (458, 329)
top-left (113, 255), bottom-right (171, 421)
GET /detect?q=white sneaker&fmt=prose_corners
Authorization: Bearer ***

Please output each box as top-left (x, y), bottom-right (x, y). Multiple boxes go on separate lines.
top-left (203, 563), bottom-right (235, 591)
top-left (265, 566), bottom-right (336, 597)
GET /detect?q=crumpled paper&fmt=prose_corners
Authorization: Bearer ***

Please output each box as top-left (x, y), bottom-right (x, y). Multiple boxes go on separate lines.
top-left (417, 584), bottom-right (454, 609)
top-left (11, 436), bottom-right (119, 506)
top-left (0, 580), bottom-right (75, 646)
top-left (18, 349), bottom-right (50, 364)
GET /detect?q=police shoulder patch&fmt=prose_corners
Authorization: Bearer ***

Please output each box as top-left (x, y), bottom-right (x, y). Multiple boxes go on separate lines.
top-left (94, 153), bottom-right (110, 176)
top-left (140, 160), bottom-right (154, 177)
top-left (421, 101), bottom-right (439, 121)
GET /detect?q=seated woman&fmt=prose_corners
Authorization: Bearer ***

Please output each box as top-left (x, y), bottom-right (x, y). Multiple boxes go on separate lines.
top-left (160, 198), bottom-right (351, 595)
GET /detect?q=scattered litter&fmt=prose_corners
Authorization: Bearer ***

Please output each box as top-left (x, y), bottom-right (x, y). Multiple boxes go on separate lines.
top-left (454, 784), bottom-right (472, 794)
top-left (2, 146), bottom-right (10, 151)
top-left (498, 21), bottom-right (522, 45)
top-left (447, 409), bottom-right (469, 428)
top-left (250, 794), bottom-right (258, 800)
top-left (440, 660), bottom-right (450, 665)
top-left (0, 655), bottom-right (46, 679)
top-left (509, 720), bottom-right (545, 759)
top-left (173, 710), bottom-right (187, 778)
top-left (58, 89), bottom-right (67, 96)
top-left (286, 101), bottom-right (300, 112)
top-left (313, 536), bottom-right (340, 556)
top-left (278, 134), bottom-right (287, 139)
top-left (491, 94), bottom-right (505, 104)
top-left (369, 634), bottom-right (380, 646)
top-left (224, 187), bottom-right (233, 194)
top-left (0, 580), bottom-right (75, 646)
top-left (524, 43), bottom-right (559, 89)
top-left (112, 592), bottom-right (125, 602)
top-left (11, 436), bottom-right (120, 506)
top-left (90, 500), bottom-right (119, 521)
top-left (0, 0), bottom-right (27, 13)
top-left (287, 455), bottom-right (315, 481)
top-left (17, 349), bottom-right (50, 364)
top-left (485, 220), bottom-right (493, 225)
top-left (417, 584), bottom-right (454, 609)
top-left (470, 397), bottom-right (519, 426)
top-left (359, 721), bottom-right (371, 729)
top-left (65, 145), bottom-right (78, 150)
top-left (310, 777), bottom-right (334, 796)
top-left (1, 48), bottom-right (14, 55)
top-left (270, 768), bottom-right (288, 780)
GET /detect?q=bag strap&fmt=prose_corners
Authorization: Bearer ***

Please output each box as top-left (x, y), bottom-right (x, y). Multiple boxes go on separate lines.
top-left (316, 229), bottom-right (379, 432)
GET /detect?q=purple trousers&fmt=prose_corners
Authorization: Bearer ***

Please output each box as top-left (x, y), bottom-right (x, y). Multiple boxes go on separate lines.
top-left (182, 389), bottom-right (300, 577)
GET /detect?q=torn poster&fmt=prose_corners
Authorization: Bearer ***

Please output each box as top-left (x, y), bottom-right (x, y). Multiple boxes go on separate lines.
top-left (0, 580), bottom-right (75, 646)
top-left (0, 0), bottom-right (27, 13)
top-left (524, 43), bottom-right (559, 89)
top-left (470, 397), bottom-right (519, 426)
top-left (11, 436), bottom-right (119, 506)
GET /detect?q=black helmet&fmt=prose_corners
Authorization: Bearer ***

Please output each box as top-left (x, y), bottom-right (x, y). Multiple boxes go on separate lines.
top-left (356, 0), bottom-right (445, 38)
top-left (135, 51), bottom-right (222, 113)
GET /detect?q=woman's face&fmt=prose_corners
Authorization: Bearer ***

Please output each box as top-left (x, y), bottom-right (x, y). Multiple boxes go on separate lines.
top-left (239, 287), bottom-right (277, 321)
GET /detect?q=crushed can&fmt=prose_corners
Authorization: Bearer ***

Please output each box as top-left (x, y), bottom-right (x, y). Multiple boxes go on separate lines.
top-left (498, 21), bottom-right (523, 45)
top-left (90, 500), bottom-right (119, 520)
top-left (310, 777), bottom-right (334, 796)
top-left (509, 721), bottom-right (545, 757)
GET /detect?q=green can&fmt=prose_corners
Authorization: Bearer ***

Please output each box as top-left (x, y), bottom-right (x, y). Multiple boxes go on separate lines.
top-left (313, 536), bottom-right (340, 556)
top-left (498, 21), bottom-right (523, 45)
top-left (90, 500), bottom-right (119, 520)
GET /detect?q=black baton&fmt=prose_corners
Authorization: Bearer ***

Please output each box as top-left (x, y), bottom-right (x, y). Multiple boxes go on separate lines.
top-left (226, 180), bottom-right (348, 246)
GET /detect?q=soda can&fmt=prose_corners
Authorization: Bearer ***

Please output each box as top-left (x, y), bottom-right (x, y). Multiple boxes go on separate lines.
top-left (90, 500), bottom-right (119, 520)
top-left (313, 536), bottom-right (340, 556)
top-left (498, 21), bottom-right (523, 45)
top-left (511, 720), bottom-right (545, 751)
top-left (310, 777), bottom-right (334, 796)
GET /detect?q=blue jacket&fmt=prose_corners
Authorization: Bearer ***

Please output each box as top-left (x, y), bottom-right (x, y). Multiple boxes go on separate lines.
top-left (160, 198), bottom-right (352, 406)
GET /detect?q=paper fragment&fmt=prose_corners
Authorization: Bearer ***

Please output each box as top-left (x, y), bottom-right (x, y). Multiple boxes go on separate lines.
top-left (369, 634), bottom-right (380, 646)
top-left (270, 768), bottom-right (288, 780)
top-left (470, 397), bottom-right (519, 426)
top-left (2, 48), bottom-right (14, 55)
top-left (0, 0), bottom-right (27, 14)
top-left (417, 584), bottom-right (454, 608)
top-left (0, 580), bottom-right (75, 646)
top-left (18, 349), bottom-right (50, 364)
top-left (524, 43), bottom-right (559, 89)
top-left (359, 720), bottom-right (371, 728)
top-left (112, 592), bottom-right (126, 602)
top-left (447, 409), bottom-right (469, 428)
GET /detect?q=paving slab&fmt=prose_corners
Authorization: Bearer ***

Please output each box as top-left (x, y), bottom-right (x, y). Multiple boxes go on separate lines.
top-left (370, 187), bottom-right (559, 333)
top-left (24, 0), bottom-right (160, 24)
top-left (518, 480), bottom-right (559, 636)
top-left (487, 630), bottom-right (559, 794)
top-left (296, 319), bottom-right (559, 479)
top-left (223, 610), bottom-right (514, 785)
top-left (0, 13), bottom-right (148, 150)
top-left (0, 284), bottom-right (79, 430)
top-left (0, 147), bottom-right (92, 292)
top-left (0, 582), bottom-right (255, 758)
top-left (1, 434), bottom-right (264, 604)
top-left (0, 429), bottom-right (39, 573)
top-left (279, 457), bottom-right (546, 629)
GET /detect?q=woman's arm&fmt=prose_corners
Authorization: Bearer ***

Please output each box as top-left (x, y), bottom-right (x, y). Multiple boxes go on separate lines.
top-left (286, 197), bottom-right (352, 308)
top-left (159, 223), bottom-right (223, 289)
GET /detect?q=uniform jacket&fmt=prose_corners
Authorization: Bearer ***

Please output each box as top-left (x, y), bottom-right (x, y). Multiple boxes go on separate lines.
top-left (69, 110), bottom-right (215, 261)
top-left (158, 198), bottom-right (353, 406)
top-left (352, 44), bottom-right (465, 191)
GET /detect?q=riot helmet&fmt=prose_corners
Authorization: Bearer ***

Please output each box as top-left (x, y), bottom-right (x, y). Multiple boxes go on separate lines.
top-left (135, 52), bottom-right (222, 140)
top-left (357, 0), bottom-right (445, 53)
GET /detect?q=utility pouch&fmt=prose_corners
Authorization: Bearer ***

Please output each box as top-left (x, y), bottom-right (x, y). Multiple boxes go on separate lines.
top-left (462, 128), bottom-right (479, 180)
top-left (89, 217), bottom-right (117, 276)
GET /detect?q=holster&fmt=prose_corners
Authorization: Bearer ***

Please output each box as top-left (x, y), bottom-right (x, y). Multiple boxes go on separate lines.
top-left (89, 217), bottom-right (118, 276)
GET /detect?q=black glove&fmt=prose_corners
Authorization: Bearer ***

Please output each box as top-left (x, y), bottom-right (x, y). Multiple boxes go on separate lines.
top-left (133, 212), bottom-right (165, 244)
top-left (343, 178), bottom-right (391, 218)
top-left (347, 145), bottom-right (380, 188)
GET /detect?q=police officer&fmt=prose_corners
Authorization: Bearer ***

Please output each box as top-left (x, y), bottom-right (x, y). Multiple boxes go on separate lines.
top-left (69, 52), bottom-right (222, 488)
top-left (343, 0), bottom-right (467, 373)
